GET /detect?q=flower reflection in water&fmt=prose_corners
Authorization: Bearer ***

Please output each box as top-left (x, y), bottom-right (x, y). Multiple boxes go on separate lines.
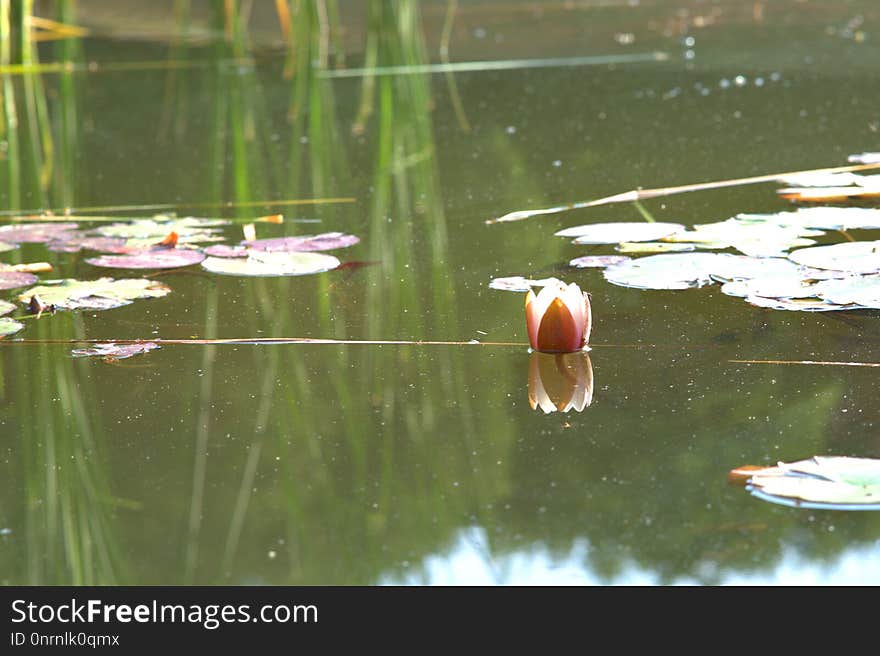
top-left (528, 351), bottom-right (594, 414)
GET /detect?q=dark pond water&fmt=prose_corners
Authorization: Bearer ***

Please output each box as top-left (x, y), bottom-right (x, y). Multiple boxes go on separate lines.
top-left (2, 0), bottom-right (880, 584)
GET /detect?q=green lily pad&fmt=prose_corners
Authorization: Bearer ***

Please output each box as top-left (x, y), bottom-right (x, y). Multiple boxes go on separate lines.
top-left (737, 207), bottom-right (880, 231)
top-left (17, 278), bottom-right (171, 311)
top-left (200, 251), bottom-right (340, 277)
top-left (0, 300), bottom-right (15, 316)
top-left (720, 275), bottom-right (821, 300)
top-left (0, 317), bottom-right (24, 336)
top-left (604, 253), bottom-right (751, 290)
top-left (739, 457), bottom-right (880, 510)
top-left (666, 218), bottom-right (822, 257)
top-left (849, 152), bottom-right (880, 164)
top-left (616, 242), bottom-right (695, 254)
top-left (555, 222), bottom-right (684, 244)
top-left (0, 241), bottom-right (17, 253)
top-left (789, 241), bottom-right (880, 274)
top-left (813, 276), bottom-right (880, 309)
top-left (94, 216), bottom-right (227, 241)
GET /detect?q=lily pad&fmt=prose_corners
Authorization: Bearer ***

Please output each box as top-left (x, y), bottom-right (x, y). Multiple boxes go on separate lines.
top-left (788, 241), bottom-right (880, 274)
top-left (616, 242), bottom-right (695, 254)
top-left (849, 152), bottom-right (880, 164)
top-left (72, 341), bottom-right (160, 361)
top-left (0, 241), bottom-right (17, 253)
top-left (706, 255), bottom-right (802, 282)
top-left (555, 222), bottom-right (685, 244)
top-left (604, 253), bottom-right (742, 290)
top-left (0, 271), bottom-right (38, 290)
top-left (739, 295), bottom-right (858, 312)
top-left (734, 457), bottom-right (880, 510)
top-left (737, 207), bottom-right (880, 231)
top-left (203, 244), bottom-right (249, 258)
top-left (0, 300), bottom-right (15, 316)
top-left (17, 278), bottom-right (171, 311)
top-left (568, 255), bottom-right (631, 269)
top-left (488, 276), bottom-right (561, 292)
top-left (86, 249), bottom-right (205, 269)
top-left (246, 232), bottom-right (360, 252)
top-left (94, 216), bottom-right (227, 241)
top-left (720, 275), bottom-right (821, 300)
top-left (666, 218), bottom-right (822, 258)
top-left (201, 251), bottom-right (340, 277)
top-left (0, 317), bottom-right (24, 337)
top-left (813, 276), bottom-right (880, 309)
top-left (46, 234), bottom-right (129, 253)
top-left (0, 222), bottom-right (78, 243)
top-left (776, 171), bottom-right (870, 187)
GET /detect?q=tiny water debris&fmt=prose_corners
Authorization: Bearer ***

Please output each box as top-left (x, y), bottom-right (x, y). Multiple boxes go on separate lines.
top-left (71, 341), bottom-right (161, 362)
top-left (528, 351), bottom-right (593, 414)
top-left (525, 281), bottom-right (592, 353)
top-left (17, 278), bottom-right (171, 311)
top-left (489, 276), bottom-right (560, 292)
top-left (729, 456), bottom-right (880, 510)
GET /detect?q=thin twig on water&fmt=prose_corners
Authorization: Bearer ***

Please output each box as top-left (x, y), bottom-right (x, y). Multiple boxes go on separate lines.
top-left (487, 162), bottom-right (880, 224)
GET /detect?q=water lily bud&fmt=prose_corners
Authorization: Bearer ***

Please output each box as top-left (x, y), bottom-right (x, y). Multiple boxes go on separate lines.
top-left (525, 281), bottom-right (591, 353)
top-left (528, 351), bottom-right (593, 413)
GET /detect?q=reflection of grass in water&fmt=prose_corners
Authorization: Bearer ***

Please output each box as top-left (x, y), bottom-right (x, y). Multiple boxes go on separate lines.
top-left (0, 0), bottom-right (126, 585)
top-left (11, 317), bottom-right (128, 585)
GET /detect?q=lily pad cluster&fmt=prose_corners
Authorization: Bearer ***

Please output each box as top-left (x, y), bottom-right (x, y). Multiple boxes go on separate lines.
top-left (490, 164), bottom-right (880, 313)
top-left (0, 213), bottom-right (362, 341)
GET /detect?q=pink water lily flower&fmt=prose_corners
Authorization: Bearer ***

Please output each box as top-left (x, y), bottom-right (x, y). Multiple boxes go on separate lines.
top-left (525, 281), bottom-right (591, 353)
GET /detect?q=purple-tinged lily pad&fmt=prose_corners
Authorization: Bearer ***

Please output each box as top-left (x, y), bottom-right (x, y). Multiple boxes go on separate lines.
top-left (0, 271), bottom-right (38, 290)
top-left (203, 244), bottom-right (249, 258)
top-left (85, 249), bottom-right (206, 269)
top-left (246, 232), bottom-right (360, 252)
top-left (0, 222), bottom-right (79, 243)
top-left (0, 300), bottom-right (16, 316)
top-left (46, 234), bottom-right (130, 254)
top-left (72, 341), bottom-right (160, 361)
top-left (0, 317), bottom-right (24, 337)
top-left (569, 255), bottom-right (632, 269)
top-left (17, 278), bottom-right (171, 311)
